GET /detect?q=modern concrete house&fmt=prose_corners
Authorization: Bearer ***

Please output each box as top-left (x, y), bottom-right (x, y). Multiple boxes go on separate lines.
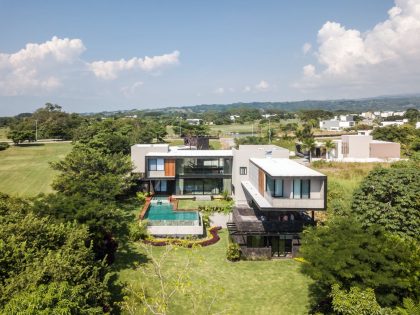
top-left (331, 135), bottom-right (400, 161)
top-left (320, 115), bottom-right (355, 131)
top-left (131, 144), bottom-right (327, 258)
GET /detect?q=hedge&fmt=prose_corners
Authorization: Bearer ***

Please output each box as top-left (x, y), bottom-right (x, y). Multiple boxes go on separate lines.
top-left (143, 226), bottom-right (222, 247)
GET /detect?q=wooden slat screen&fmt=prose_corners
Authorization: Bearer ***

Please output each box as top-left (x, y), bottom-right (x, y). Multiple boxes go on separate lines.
top-left (258, 168), bottom-right (265, 195)
top-left (164, 159), bottom-right (175, 177)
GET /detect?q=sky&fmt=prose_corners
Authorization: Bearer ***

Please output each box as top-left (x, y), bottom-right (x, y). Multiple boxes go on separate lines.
top-left (1, 0), bottom-right (419, 116)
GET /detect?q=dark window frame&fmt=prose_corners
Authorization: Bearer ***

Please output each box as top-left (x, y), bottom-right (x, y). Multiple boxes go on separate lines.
top-left (239, 167), bottom-right (247, 175)
top-left (265, 176), bottom-right (284, 197)
top-left (293, 179), bottom-right (311, 199)
top-left (148, 158), bottom-right (164, 171)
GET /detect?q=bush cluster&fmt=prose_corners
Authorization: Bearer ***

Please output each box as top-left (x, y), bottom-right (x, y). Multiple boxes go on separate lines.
top-left (226, 243), bottom-right (241, 262)
top-left (0, 142), bottom-right (9, 151)
top-left (143, 226), bottom-right (221, 247)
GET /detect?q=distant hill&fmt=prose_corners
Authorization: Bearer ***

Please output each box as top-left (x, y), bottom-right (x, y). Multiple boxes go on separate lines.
top-left (83, 95), bottom-right (420, 116)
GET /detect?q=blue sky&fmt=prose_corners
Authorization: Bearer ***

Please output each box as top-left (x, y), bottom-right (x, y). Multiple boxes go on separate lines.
top-left (1, 0), bottom-right (419, 116)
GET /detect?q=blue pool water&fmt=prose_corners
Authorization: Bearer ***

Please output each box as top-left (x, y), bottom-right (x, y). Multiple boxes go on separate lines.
top-left (145, 198), bottom-right (199, 221)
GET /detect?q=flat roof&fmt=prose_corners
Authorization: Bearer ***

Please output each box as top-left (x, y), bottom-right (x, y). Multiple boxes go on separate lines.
top-left (133, 144), bottom-right (169, 148)
top-left (146, 149), bottom-right (233, 157)
top-left (241, 181), bottom-right (272, 208)
top-left (370, 140), bottom-right (397, 144)
top-left (250, 158), bottom-right (325, 177)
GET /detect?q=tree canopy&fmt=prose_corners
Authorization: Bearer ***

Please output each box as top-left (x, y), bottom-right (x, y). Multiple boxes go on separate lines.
top-left (0, 193), bottom-right (110, 314)
top-left (300, 217), bottom-right (419, 310)
top-left (351, 166), bottom-right (420, 241)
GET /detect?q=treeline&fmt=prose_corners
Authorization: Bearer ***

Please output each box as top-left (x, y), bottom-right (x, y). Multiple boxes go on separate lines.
top-left (1, 103), bottom-right (168, 144)
top-left (88, 95), bottom-right (420, 117)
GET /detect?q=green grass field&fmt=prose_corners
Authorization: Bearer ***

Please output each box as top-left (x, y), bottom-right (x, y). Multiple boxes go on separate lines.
top-left (0, 142), bottom-right (72, 197)
top-left (115, 230), bottom-right (313, 315)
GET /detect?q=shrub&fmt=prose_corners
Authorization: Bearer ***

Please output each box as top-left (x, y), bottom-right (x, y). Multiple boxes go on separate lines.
top-left (222, 189), bottom-right (232, 201)
top-left (129, 220), bottom-right (149, 241)
top-left (226, 243), bottom-right (241, 261)
top-left (201, 212), bottom-right (210, 228)
top-left (136, 191), bottom-right (147, 204)
top-left (143, 226), bottom-right (221, 247)
top-left (0, 142), bottom-right (9, 151)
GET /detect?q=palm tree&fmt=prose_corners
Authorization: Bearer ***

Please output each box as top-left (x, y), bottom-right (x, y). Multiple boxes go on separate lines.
top-left (324, 139), bottom-right (335, 161)
top-left (302, 137), bottom-right (316, 162)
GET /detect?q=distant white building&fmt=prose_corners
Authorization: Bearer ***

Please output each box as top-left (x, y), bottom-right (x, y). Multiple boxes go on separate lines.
top-left (394, 111), bottom-right (406, 116)
top-left (381, 120), bottom-right (408, 127)
top-left (319, 115), bottom-right (355, 131)
top-left (230, 115), bottom-right (240, 121)
top-left (186, 118), bottom-right (202, 126)
top-left (416, 122), bottom-right (420, 129)
top-left (261, 114), bottom-right (276, 119)
top-left (380, 111), bottom-right (394, 118)
top-left (331, 135), bottom-right (400, 162)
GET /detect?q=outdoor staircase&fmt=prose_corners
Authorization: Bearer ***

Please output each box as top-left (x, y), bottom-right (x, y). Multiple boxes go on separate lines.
top-left (227, 221), bottom-right (238, 234)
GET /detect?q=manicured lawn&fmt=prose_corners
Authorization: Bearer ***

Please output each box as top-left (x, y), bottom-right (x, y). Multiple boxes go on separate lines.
top-left (177, 199), bottom-right (232, 210)
top-left (114, 230), bottom-right (313, 315)
top-left (0, 142), bottom-right (72, 197)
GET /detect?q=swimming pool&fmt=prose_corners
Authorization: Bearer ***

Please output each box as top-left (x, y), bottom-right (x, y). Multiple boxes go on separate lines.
top-left (145, 197), bottom-right (199, 221)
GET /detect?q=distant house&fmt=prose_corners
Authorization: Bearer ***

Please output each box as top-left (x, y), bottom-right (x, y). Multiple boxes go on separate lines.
top-left (261, 114), bottom-right (276, 119)
top-left (331, 135), bottom-right (400, 161)
top-left (186, 118), bottom-right (202, 125)
top-left (230, 115), bottom-right (240, 121)
top-left (319, 115), bottom-right (355, 131)
top-left (381, 119), bottom-right (408, 127)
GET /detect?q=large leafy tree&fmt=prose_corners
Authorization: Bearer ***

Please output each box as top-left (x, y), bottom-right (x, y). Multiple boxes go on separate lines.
top-left (351, 166), bottom-right (420, 241)
top-left (300, 217), bottom-right (419, 310)
top-left (7, 103), bottom-right (84, 142)
top-left (0, 193), bottom-right (110, 313)
top-left (372, 124), bottom-right (420, 155)
top-left (51, 146), bottom-right (133, 202)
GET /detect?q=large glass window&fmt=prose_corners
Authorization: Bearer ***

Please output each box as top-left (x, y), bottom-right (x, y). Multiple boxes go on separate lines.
top-left (266, 176), bottom-right (283, 197)
top-left (148, 158), bottom-right (164, 171)
top-left (274, 179), bottom-right (283, 197)
top-left (183, 179), bottom-right (223, 195)
top-left (293, 179), bottom-right (310, 199)
top-left (293, 179), bottom-right (301, 199)
top-left (154, 180), bottom-right (167, 192)
top-left (177, 158), bottom-right (232, 175)
top-left (301, 179), bottom-right (310, 199)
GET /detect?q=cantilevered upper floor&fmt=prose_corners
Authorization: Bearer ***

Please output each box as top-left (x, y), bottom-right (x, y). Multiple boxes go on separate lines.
top-left (242, 158), bottom-right (327, 211)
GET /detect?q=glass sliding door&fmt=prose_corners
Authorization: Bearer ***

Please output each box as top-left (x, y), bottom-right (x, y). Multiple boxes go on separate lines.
top-left (182, 179), bottom-right (223, 195)
top-left (301, 179), bottom-right (310, 199)
top-left (293, 179), bottom-right (301, 199)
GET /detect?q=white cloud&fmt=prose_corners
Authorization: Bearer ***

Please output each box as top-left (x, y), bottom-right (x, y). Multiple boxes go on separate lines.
top-left (295, 0), bottom-right (420, 96)
top-left (243, 85), bottom-right (251, 92)
top-left (89, 50), bottom-right (180, 80)
top-left (120, 81), bottom-right (144, 97)
top-left (0, 36), bottom-right (85, 95)
top-left (302, 42), bottom-right (312, 55)
top-left (0, 37), bottom-right (180, 96)
top-left (214, 87), bottom-right (225, 94)
top-left (255, 80), bottom-right (270, 91)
